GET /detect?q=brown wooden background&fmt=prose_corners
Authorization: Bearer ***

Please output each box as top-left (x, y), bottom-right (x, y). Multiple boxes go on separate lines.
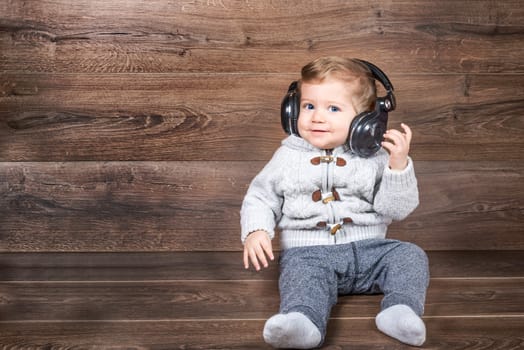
top-left (1, 0), bottom-right (523, 348)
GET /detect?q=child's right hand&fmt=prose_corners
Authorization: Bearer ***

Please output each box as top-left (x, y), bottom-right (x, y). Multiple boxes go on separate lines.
top-left (243, 230), bottom-right (274, 271)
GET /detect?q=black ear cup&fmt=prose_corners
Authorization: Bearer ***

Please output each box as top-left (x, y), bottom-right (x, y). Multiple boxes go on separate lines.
top-left (281, 81), bottom-right (300, 136)
top-left (349, 104), bottom-right (389, 158)
top-left (347, 60), bottom-right (396, 158)
top-left (280, 59), bottom-right (395, 158)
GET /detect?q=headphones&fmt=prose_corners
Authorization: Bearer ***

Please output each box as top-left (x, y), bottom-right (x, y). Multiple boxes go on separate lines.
top-left (280, 59), bottom-right (396, 158)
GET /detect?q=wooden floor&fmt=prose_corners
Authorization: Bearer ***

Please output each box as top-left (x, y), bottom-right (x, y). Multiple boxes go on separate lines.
top-left (0, 250), bottom-right (523, 349)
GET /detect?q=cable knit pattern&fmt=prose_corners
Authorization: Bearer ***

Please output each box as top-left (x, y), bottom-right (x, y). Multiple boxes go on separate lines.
top-left (241, 135), bottom-right (419, 250)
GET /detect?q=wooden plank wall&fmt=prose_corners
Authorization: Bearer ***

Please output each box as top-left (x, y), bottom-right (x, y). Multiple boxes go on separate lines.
top-left (0, 0), bottom-right (523, 348)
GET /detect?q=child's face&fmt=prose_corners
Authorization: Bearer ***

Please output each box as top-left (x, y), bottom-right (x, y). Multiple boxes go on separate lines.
top-left (297, 78), bottom-right (358, 150)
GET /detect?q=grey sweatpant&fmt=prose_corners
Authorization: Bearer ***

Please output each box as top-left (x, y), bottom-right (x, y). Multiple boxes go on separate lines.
top-left (278, 238), bottom-right (429, 344)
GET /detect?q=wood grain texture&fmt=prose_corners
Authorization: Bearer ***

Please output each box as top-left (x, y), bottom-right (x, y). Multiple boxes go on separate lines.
top-left (0, 318), bottom-right (522, 349)
top-left (1, 0), bottom-right (523, 74)
top-left (1, 251), bottom-right (522, 282)
top-left (1, 161), bottom-right (522, 252)
top-left (0, 278), bottom-right (522, 321)
top-left (1, 74), bottom-right (523, 161)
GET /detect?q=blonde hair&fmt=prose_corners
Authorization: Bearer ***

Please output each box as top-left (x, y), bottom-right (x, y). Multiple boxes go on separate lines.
top-left (299, 56), bottom-right (377, 114)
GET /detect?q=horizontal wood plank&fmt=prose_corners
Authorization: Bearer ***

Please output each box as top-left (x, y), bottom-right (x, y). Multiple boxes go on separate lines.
top-left (1, 0), bottom-right (523, 73)
top-left (0, 278), bottom-right (522, 321)
top-left (1, 74), bottom-right (523, 161)
top-left (391, 161), bottom-right (524, 250)
top-left (0, 317), bottom-right (522, 349)
top-left (1, 161), bottom-right (522, 252)
top-left (1, 251), bottom-right (522, 282)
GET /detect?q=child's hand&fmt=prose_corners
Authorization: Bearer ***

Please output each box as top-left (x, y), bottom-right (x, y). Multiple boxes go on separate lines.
top-left (382, 123), bottom-right (412, 171)
top-left (243, 230), bottom-right (274, 271)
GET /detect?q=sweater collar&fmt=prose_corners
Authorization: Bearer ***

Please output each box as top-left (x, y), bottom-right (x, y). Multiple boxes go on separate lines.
top-left (282, 135), bottom-right (351, 155)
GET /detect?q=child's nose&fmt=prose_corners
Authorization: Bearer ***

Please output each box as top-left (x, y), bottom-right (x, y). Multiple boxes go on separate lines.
top-left (312, 110), bottom-right (325, 122)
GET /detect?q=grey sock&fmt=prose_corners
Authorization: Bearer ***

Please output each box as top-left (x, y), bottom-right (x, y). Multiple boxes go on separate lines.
top-left (375, 304), bottom-right (426, 346)
top-left (263, 312), bottom-right (321, 349)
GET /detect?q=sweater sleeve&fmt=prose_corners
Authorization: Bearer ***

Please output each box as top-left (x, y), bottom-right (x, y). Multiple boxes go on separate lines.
top-left (373, 156), bottom-right (419, 221)
top-left (240, 150), bottom-right (285, 244)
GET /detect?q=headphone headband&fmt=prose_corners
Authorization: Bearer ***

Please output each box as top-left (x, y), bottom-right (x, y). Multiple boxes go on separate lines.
top-left (355, 59), bottom-right (394, 93)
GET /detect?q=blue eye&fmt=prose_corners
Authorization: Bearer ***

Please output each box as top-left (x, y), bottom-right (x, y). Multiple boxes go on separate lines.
top-left (329, 105), bottom-right (340, 112)
top-left (303, 103), bottom-right (314, 110)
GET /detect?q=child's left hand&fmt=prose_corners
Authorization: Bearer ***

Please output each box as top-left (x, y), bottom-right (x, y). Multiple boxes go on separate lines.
top-left (382, 123), bottom-right (412, 171)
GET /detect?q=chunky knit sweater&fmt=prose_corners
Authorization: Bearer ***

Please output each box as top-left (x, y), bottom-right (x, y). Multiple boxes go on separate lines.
top-left (241, 135), bottom-right (419, 250)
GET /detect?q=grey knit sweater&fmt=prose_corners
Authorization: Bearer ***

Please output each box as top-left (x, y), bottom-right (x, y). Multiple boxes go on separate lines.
top-left (241, 135), bottom-right (419, 250)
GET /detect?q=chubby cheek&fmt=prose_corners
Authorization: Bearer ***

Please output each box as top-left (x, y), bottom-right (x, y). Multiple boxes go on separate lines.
top-left (335, 118), bottom-right (352, 137)
top-left (332, 129), bottom-right (350, 146)
top-left (296, 115), bottom-right (309, 136)
top-left (330, 121), bottom-right (353, 146)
